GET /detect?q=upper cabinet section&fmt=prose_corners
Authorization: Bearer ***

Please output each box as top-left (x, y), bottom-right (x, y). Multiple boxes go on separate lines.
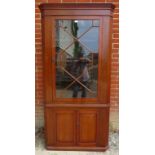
top-left (40, 3), bottom-right (115, 104)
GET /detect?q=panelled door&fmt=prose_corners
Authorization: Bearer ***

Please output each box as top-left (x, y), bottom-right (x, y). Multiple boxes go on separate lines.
top-left (45, 108), bottom-right (109, 148)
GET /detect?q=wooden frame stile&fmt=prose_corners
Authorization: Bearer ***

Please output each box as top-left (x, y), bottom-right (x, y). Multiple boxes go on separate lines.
top-left (39, 3), bottom-right (115, 151)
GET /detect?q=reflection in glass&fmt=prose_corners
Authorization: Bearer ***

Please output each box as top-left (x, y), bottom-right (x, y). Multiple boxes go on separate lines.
top-left (55, 20), bottom-right (99, 98)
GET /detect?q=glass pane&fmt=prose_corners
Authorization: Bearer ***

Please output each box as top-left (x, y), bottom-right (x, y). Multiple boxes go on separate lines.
top-left (79, 27), bottom-right (99, 52)
top-left (55, 19), bottom-right (99, 98)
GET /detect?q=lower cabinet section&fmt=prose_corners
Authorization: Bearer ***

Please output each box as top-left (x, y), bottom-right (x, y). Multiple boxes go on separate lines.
top-left (45, 107), bottom-right (109, 151)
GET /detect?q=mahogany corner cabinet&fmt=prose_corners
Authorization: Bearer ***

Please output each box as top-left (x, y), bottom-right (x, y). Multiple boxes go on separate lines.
top-left (39, 3), bottom-right (115, 151)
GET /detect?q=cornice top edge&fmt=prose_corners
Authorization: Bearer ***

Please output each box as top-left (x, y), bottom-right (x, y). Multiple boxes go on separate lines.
top-left (39, 3), bottom-right (115, 11)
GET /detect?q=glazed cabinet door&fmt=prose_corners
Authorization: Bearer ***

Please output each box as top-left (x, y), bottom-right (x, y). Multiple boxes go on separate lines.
top-left (51, 17), bottom-right (103, 103)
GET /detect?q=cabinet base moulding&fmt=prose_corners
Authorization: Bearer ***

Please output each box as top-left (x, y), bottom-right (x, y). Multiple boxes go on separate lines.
top-left (46, 145), bottom-right (109, 151)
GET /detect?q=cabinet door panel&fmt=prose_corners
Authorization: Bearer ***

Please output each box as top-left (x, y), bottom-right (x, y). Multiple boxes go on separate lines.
top-left (78, 110), bottom-right (98, 146)
top-left (55, 110), bottom-right (76, 145)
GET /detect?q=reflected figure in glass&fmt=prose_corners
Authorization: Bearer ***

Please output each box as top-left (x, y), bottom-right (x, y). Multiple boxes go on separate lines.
top-left (72, 47), bottom-right (91, 97)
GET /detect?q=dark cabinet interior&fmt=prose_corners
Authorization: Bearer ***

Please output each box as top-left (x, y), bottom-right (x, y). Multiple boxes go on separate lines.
top-left (40, 3), bottom-right (115, 151)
